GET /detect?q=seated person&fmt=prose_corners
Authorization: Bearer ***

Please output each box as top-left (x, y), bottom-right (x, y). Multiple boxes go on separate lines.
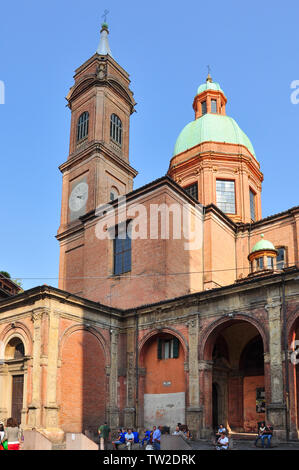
top-left (254, 422), bottom-right (266, 447)
top-left (112, 428), bottom-right (126, 450)
top-left (133, 430), bottom-right (139, 444)
top-left (261, 424), bottom-right (273, 448)
top-left (125, 428), bottom-right (135, 450)
top-left (140, 429), bottom-right (151, 447)
top-left (173, 425), bottom-right (184, 437)
top-left (215, 431), bottom-right (229, 450)
top-left (215, 424), bottom-right (226, 443)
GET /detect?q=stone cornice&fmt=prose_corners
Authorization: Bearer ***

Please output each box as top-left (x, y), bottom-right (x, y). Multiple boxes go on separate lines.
top-left (59, 141), bottom-right (138, 177)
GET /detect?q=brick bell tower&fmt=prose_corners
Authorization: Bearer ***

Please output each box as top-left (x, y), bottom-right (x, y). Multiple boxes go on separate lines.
top-left (57, 22), bottom-right (137, 293)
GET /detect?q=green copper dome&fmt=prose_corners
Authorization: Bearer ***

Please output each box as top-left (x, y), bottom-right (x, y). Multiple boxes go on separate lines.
top-left (173, 113), bottom-right (256, 158)
top-left (251, 235), bottom-right (276, 254)
top-left (197, 81), bottom-right (226, 97)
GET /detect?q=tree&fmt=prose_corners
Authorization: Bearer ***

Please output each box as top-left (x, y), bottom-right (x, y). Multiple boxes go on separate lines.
top-left (0, 271), bottom-right (11, 279)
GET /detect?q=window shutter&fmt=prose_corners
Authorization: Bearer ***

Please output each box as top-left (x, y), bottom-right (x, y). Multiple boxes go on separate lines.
top-left (173, 338), bottom-right (179, 358)
top-left (157, 338), bottom-right (162, 359)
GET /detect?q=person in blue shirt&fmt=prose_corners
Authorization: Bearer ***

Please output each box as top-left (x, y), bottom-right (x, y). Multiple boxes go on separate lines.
top-left (140, 429), bottom-right (151, 448)
top-left (152, 426), bottom-right (162, 450)
top-left (112, 428), bottom-right (126, 450)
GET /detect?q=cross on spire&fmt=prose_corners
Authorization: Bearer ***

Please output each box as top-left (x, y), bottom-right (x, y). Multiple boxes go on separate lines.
top-left (102, 9), bottom-right (109, 23)
top-left (206, 65), bottom-right (213, 83)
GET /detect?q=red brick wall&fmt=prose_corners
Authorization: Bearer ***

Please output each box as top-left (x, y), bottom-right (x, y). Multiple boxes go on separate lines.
top-left (243, 376), bottom-right (265, 432)
top-left (59, 329), bottom-right (106, 433)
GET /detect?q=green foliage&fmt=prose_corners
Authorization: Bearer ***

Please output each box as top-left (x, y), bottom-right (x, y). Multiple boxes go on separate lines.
top-left (0, 271), bottom-right (11, 279)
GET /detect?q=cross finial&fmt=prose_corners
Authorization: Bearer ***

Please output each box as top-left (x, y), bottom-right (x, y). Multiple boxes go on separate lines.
top-left (206, 65), bottom-right (213, 83)
top-left (102, 9), bottom-right (109, 23)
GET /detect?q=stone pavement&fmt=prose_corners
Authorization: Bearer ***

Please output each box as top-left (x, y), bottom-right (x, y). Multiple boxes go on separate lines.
top-left (189, 439), bottom-right (299, 451)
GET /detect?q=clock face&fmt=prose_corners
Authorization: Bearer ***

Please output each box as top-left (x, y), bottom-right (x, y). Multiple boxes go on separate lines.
top-left (69, 182), bottom-right (88, 212)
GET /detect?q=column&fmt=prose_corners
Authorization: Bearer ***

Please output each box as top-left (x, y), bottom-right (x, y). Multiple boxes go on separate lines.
top-left (265, 300), bottom-right (286, 439)
top-left (44, 311), bottom-right (60, 430)
top-left (186, 317), bottom-right (202, 438)
top-left (107, 329), bottom-right (119, 429)
top-left (28, 309), bottom-right (43, 427)
top-left (0, 363), bottom-right (9, 421)
top-left (124, 326), bottom-right (136, 428)
top-left (198, 359), bottom-right (213, 438)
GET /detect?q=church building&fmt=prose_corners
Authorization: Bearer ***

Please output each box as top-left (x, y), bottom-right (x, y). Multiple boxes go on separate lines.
top-left (0, 23), bottom-right (299, 444)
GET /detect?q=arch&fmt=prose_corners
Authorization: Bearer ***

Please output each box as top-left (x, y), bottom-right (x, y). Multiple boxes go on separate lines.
top-left (0, 322), bottom-right (33, 357)
top-left (287, 305), bottom-right (299, 347)
top-left (59, 324), bottom-right (107, 433)
top-left (138, 327), bottom-right (188, 365)
top-left (58, 323), bottom-right (109, 365)
top-left (5, 337), bottom-right (25, 360)
top-left (199, 313), bottom-right (268, 361)
top-left (77, 111), bottom-right (89, 141)
top-left (110, 186), bottom-right (119, 201)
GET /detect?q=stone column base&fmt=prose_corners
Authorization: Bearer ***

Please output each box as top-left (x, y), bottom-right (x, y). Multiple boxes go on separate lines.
top-left (199, 427), bottom-right (213, 439)
top-left (266, 403), bottom-right (287, 441)
top-left (124, 407), bottom-right (135, 428)
top-left (186, 407), bottom-right (203, 439)
top-left (44, 405), bottom-right (59, 429)
top-left (27, 405), bottom-right (41, 428)
top-left (107, 406), bottom-right (120, 429)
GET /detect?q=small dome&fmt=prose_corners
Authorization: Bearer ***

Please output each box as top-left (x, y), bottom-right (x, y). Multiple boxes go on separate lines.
top-left (173, 113), bottom-right (256, 158)
top-left (251, 235), bottom-right (276, 254)
top-left (197, 81), bottom-right (226, 97)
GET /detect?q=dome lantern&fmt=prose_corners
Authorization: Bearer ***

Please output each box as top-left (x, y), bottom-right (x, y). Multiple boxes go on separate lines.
top-left (248, 234), bottom-right (278, 273)
top-left (193, 77), bottom-right (227, 119)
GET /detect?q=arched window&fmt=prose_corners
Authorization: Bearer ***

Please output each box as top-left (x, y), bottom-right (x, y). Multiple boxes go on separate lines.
top-left (110, 114), bottom-right (122, 146)
top-left (77, 111), bottom-right (89, 142)
top-left (110, 186), bottom-right (119, 201)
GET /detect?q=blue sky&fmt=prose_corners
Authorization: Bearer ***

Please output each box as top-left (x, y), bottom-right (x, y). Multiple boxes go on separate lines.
top-left (1, 0), bottom-right (298, 290)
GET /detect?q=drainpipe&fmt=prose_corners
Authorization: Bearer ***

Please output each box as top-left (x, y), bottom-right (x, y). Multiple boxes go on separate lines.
top-left (135, 310), bottom-right (139, 429)
top-left (282, 274), bottom-right (290, 441)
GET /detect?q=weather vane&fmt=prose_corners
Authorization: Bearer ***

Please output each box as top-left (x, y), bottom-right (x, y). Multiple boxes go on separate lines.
top-left (207, 65), bottom-right (211, 75)
top-left (102, 9), bottom-right (109, 23)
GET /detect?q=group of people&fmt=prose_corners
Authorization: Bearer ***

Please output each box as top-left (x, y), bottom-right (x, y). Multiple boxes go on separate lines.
top-left (111, 425), bottom-right (162, 450)
top-left (172, 422), bottom-right (192, 441)
top-left (101, 422), bottom-right (192, 451)
top-left (254, 422), bottom-right (273, 448)
top-left (0, 418), bottom-right (22, 451)
top-left (213, 421), bottom-right (274, 450)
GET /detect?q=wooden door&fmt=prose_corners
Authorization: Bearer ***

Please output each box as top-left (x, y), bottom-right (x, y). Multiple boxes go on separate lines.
top-left (12, 375), bottom-right (24, 425)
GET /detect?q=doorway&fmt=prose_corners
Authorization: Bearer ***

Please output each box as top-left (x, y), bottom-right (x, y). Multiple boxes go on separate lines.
top-left (212, 383), bottom-right (219, 429)
top-left (12, 375), bottom-right (24, 425)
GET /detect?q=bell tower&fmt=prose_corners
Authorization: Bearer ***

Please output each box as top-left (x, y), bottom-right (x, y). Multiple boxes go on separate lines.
top-left (57, 23), bottom-right (137, 292)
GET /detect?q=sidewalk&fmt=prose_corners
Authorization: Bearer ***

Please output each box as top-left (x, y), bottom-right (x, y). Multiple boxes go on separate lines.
top-left (189, 439), bottom-right (299, 451)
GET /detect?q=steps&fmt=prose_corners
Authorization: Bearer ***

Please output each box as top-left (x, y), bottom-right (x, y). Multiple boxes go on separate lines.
top-left (230, 432), bottom-right (256, 440)
top-left (52, 443), bottom-right (66, 450)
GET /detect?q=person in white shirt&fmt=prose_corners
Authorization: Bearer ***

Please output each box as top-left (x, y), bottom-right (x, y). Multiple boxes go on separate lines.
top-left (215, 431), bottom-right (229, 450)
top-left (125, 429), bottom-right (134, 450)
